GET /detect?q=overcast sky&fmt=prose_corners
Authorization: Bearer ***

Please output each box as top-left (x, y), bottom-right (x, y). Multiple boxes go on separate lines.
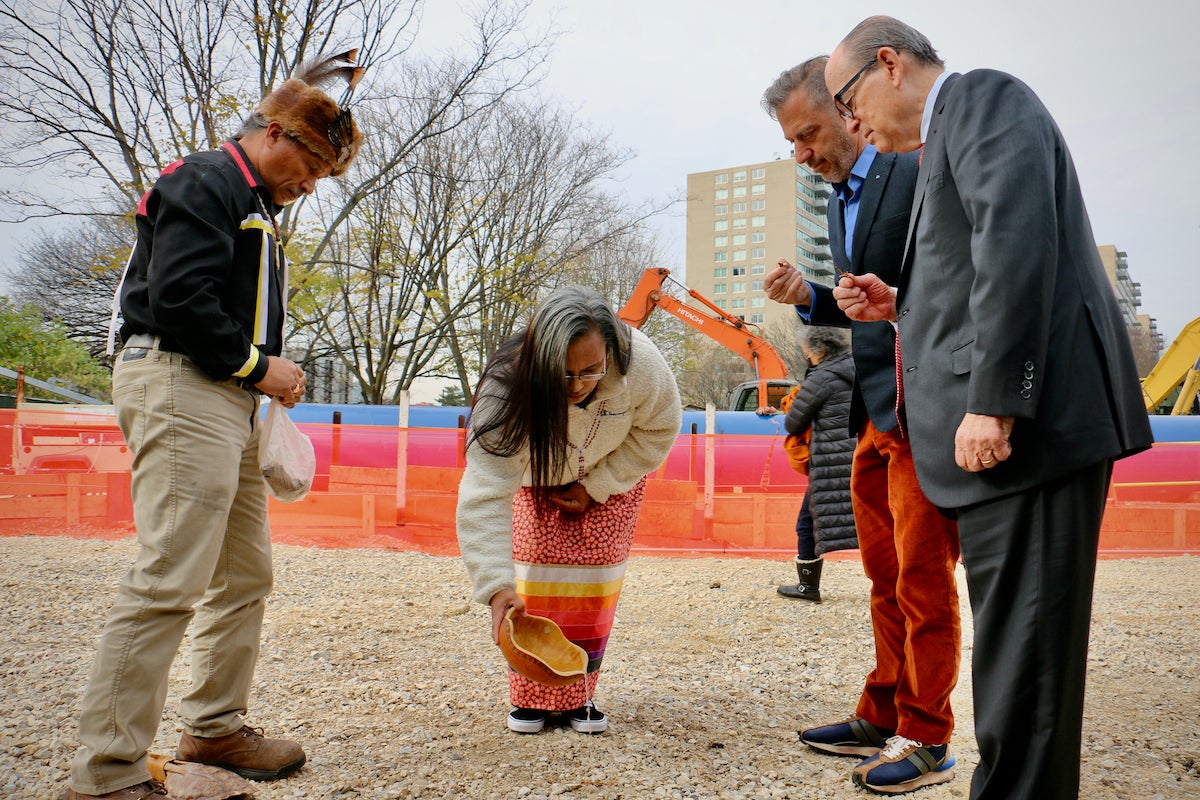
top-left (417, 0), bottom-right (1199, 346)
top-left (1, 0), bottom-right (1193, 348)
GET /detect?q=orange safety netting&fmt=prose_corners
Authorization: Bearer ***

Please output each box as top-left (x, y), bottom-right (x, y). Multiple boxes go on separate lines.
top-left (1, 407), bottom-right (1198, 557)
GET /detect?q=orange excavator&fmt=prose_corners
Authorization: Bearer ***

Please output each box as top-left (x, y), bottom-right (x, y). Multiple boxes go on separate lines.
top-left (617, 267), bottom-right (796, 410)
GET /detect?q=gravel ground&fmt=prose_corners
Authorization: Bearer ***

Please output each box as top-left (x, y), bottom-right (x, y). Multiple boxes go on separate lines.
top-left (2, 533), bottom-right (1198, 800)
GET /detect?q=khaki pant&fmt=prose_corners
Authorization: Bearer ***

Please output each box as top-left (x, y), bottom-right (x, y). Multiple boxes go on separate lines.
top-left (70, 348), bottom-right (272, 794)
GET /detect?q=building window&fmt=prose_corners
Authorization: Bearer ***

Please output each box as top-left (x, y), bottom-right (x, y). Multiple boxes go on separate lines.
top-left (713, 267), bottom-right (728, 278)
top-left (714, 204), bottom-right (728, 215)
top-left (751, 263), bottom-right (765, 275)
top-left (750, 313), bottom-right (764, 324)
top-left (751, 232), bottom-right (765, 243)
top-left (714, 251), bottom-right (728, 262)
top-left (731, 297), bottom-right (746, 309)
top-left (717, 189), bottom-right (730, 200)
top-left (715, 173), bottom-right (728, 184)
top-left (750, 280), bottom-right (763, 292)
top-left (751, 183), bottom-right (765, 195)
top-left (751, 167), bottom-right (766, 179)
top-left (732, 281), bottom-right (746, 293)
top-left (733, 169), bottom-right (747, 181)
top-left (751, 215), bottom-right (766, 227)
top-left (732, 201), bottom-right (747, 213)
top-left (751, 296), bottom-right (765, 308)
top-left (714, 235), bottom-right (728, 247)
top-left (797, 229), bottom-right (822, 247)
top-left (797, 215), bottom-right (825, 237)
top-left (732, 218), bottom-right (747, 229)
top-left (732, 233), bottom-right (747, 245)
top-left (732, 266), bottom-right (747, 276)
top-left (751, 247), bottom-right (765, 259)
top-left (752, 199), bottom-right (765, 210)
top-left (796, 181), bottom-right (827, 201)
top-left (797, 198), bottom-right (821, 215)
top-left (732, 249), bottom-right (747, 262)
top-left (715, 299), bottom-right (727, 309)
top-left (733, 186), bottom-right (747, 198)
top-left (713, 283), bottom-right (727, 294)
top-left (714, 219), bottom-right (728, 231)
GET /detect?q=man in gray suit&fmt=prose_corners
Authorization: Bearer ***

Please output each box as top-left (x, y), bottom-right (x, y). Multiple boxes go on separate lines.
top-left (825, 16), bottom-right (1153, 800)
top-left (761, 57), bottom-right (961, 796)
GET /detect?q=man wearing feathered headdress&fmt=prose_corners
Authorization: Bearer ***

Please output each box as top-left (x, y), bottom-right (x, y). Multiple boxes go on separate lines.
top-left (66, 52), bottom-right (363, 800)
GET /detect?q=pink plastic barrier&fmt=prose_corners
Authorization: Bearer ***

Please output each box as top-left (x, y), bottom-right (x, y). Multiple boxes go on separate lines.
top-left (2, 407), bottom-right (1197, 557)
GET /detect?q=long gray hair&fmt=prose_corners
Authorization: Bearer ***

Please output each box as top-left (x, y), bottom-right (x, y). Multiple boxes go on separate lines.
top-left (469, 286), bottom-right (632, 512)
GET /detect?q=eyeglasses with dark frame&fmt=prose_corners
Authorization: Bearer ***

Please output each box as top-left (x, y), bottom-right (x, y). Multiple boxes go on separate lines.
top-left (833, 56), bottom-right (882, 120)
top-left (564, 352), bottom-right (608, 385)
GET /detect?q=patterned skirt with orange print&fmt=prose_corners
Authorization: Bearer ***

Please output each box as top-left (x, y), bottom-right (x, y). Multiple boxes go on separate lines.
top-left (508, 477), bottom-right (646, 711)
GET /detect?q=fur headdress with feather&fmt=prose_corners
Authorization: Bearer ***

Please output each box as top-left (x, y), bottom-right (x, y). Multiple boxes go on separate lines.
top-left (254, 50), bottom-right (365, 176)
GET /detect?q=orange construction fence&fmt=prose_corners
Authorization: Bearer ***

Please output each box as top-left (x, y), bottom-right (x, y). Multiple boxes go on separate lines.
top-left (1, 408), bottom-right (1198, 558)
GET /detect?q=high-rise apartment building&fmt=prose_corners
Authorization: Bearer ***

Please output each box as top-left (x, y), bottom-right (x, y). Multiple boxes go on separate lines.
top-left (1098, 245), bottom-right (1142, 327)
top-left (685, 165), bottom-right (1164, 370)
top-left (1098, 244), bottom-right (1163, 370)
top-left (685, 158), bottom-right (833, 331)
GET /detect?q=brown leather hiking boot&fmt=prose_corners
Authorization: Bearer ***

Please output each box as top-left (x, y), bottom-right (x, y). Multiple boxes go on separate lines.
top-left (177, 725), bottom-right (305, 781)
top-left (63, 780), bottom-right (167, 799)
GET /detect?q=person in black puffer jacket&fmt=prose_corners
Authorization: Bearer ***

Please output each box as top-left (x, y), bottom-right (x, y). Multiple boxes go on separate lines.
top-left (780, 325), bottom-right (857, 600)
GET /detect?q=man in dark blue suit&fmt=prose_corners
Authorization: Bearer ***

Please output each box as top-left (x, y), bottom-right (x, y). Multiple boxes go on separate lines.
top-left (826, 17), bottom-right (1154, 800)
top-left (762, 56), bottom-right (961, 796)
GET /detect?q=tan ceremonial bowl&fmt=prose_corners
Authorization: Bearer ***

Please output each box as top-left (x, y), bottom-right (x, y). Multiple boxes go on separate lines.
top-left (498, 607), bottom-right (588, 687)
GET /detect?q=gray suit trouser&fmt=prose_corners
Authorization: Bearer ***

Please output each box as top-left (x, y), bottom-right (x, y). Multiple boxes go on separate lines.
top-left (956, 460), bottom-right (1112, 800)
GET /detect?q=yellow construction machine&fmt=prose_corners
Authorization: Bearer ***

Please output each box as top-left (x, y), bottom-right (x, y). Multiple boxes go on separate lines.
top-left (1141, 316), bottom-right (1200, 414)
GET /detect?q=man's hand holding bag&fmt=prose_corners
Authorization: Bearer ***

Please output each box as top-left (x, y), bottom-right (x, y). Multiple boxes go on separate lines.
top-left (259, 400), bottom-right (316, 502)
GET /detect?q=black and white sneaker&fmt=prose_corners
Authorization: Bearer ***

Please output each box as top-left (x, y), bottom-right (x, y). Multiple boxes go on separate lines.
top-left (507, 707), bottom-right (546, 733)
top-left (568, 702), bottom-right (608, 734)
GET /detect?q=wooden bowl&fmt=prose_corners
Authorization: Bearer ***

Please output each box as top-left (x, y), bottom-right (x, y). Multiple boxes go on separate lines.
top-left (498, 607), bottom-right (588, 686)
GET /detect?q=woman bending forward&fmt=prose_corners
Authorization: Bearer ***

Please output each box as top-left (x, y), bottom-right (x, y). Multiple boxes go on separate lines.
top-left (456, 286), bottom-right (682, 734)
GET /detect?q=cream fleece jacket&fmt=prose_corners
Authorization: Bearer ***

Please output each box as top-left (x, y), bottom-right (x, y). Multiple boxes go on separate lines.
top-left (456, 327), bottom-right (682, 605)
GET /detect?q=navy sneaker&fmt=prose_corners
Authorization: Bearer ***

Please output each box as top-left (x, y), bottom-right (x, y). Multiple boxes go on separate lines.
top-left (851, 735), bottom-right (956, 795)
top-left (506, 707), bottom-right (546, 733)
top-left (800, 715), bottom-right (895, 757)
top-left (568, 702), bottom-right (607, 734)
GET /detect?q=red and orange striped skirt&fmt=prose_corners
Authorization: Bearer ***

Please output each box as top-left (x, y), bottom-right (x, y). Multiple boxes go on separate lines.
top-left (508, 477), bottom-right (646, 710)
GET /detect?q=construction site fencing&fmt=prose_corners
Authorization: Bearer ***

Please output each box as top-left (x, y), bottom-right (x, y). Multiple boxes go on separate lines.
top-left (1, 406), bottom-right (1198, 557)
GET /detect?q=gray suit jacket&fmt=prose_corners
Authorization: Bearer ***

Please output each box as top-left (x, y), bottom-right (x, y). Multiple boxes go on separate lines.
top-left (897, 70), bottom-right (1152, 508)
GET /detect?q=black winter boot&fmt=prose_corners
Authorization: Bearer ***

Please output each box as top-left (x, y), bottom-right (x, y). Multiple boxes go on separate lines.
top-left (777, 557), bottom-right (822, 602)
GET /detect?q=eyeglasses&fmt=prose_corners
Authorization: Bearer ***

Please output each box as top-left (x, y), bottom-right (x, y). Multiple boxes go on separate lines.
top-left (833, 56), bottom-right (881, 120)
top-left (564, 353), bottom-right (607, 385)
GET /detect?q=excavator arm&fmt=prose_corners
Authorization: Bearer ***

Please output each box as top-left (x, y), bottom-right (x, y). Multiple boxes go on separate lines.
top-left (618, 268), bottom-right (792, 408)
top-left (1141, 316), bottom-right (1200, 414)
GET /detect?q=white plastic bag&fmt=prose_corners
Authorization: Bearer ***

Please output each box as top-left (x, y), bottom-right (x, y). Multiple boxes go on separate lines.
top-left (258, 400), bottom-right (315, 502)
